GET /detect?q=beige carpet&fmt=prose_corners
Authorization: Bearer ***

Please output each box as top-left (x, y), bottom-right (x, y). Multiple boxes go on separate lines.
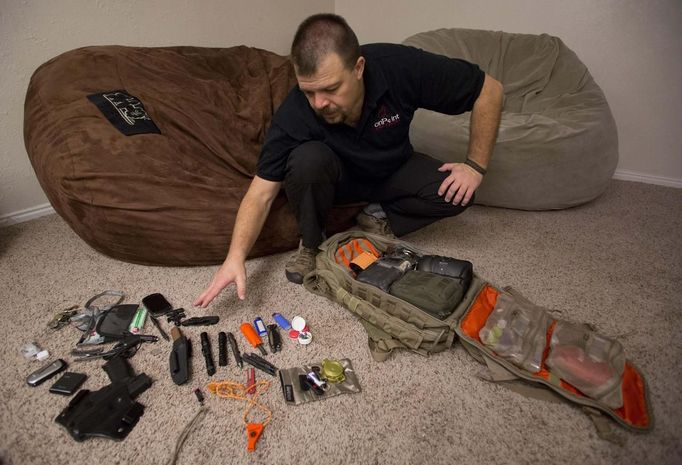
top-left (1, 180), bottom-right (681, 465)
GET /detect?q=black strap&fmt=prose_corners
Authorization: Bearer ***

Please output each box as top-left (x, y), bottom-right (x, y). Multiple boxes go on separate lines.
top-left (464, 158), bottom-right (487, 176)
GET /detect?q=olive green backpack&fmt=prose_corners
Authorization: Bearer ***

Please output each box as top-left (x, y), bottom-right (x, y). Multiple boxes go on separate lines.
top-left (303, 231), bottom-right (653, 440)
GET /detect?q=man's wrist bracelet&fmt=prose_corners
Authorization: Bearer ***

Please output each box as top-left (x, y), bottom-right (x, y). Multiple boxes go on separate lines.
top-left (464, 158), bottom-right (487, 176)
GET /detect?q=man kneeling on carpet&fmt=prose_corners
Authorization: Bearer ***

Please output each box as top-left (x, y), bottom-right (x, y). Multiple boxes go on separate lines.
top-left (194, 13), bottom-right (503, 307)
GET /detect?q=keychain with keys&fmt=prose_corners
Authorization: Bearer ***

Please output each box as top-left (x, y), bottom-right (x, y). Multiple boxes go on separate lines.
top-left (48, 306), bottom-right (80, 330)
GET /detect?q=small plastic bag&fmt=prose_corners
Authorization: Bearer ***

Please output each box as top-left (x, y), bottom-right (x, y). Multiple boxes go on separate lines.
top-left (278, 359), bottom-right (361, 405)
top-left (479, 293), bottom-right (550, 373)
top-left (546, 321), bottom-right (625, 408)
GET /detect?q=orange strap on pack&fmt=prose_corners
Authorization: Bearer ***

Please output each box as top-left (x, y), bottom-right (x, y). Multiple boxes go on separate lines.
top-left (335, 239), bottom-right (380, 268)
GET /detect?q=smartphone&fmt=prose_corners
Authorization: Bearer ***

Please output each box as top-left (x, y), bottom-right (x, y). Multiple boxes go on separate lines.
top-left (142, 293), bottom-right (172, 317)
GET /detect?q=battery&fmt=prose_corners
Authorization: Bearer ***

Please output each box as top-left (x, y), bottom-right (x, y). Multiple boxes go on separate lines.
top-left (253, 317), bottom-right (267, 337)
top-left (128, 306), bottom-right (148, 334)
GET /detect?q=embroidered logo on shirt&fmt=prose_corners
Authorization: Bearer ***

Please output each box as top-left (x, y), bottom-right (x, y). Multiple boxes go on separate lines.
top-left (372, 104), bottom-right (400, 130)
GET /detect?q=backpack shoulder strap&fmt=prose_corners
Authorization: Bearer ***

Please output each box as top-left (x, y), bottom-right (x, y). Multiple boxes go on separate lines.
top-left (360, 320), bottom-right (406, 362)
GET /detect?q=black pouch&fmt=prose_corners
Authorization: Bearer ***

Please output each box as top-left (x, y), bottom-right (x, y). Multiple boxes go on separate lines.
top-left (417, 255), bottom-right (473, 292)
top-left (389, 270), bottom-right (464, 320)
top-left (356, 258), bottom-right (409, 292)
top-left (95, 304), bottom-right (139, 342)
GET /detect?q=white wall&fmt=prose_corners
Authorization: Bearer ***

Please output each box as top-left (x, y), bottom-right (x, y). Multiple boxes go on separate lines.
top-left (337, 0), bottom-right (682, 186)
top-left (0, 0), bottom-right (333, 220)
top-left (2, 0), bottom-right (681, 222)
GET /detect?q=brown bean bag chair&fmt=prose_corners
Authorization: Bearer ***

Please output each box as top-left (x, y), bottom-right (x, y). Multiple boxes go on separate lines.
top-left (24, 46), bottom-right (362, 266)
top-left (404, 28), bottom-right (618, 210)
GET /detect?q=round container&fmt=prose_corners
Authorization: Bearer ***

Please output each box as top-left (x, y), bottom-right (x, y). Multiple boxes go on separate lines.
top-left (321, 359), bottom-right (345, 383)
top-left (291, 316), bottom-right (307, 332)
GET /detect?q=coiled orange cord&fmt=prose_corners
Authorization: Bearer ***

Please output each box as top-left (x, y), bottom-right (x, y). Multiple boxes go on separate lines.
top-left (207, 380), bottom-right (272, 452)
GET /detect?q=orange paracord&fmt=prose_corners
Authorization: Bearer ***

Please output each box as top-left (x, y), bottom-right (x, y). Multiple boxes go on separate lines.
top-left (207, 380), bottom-right (272, 427)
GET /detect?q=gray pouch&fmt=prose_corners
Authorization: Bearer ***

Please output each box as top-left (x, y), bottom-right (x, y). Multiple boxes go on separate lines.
top-left (279, 359), bottom-right (361, 405)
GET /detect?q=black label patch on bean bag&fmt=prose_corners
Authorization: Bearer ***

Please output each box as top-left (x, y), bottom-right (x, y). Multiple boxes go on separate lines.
top-left (88, 90), bottom-right (161, 136)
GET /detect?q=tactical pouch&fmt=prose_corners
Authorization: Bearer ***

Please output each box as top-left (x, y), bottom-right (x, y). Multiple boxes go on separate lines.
top-left (417, 255), bottom-right (473, 290)
top-left (389, 270), bottom-right (464, 320)
top-left (303, 231), bottom-right (653, 438)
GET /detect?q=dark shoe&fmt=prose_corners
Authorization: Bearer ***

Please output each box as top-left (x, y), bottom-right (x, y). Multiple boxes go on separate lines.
top-left (285, 245), bottom-right (318, 284)
top-left (356, 211), bottom-right (396, 238)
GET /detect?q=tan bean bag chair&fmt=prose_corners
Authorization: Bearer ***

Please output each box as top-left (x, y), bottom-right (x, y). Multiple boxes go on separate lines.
top-left (24, 46), bottom-right (361, 266)
top-left (403, 28), bottom-right (618, 210)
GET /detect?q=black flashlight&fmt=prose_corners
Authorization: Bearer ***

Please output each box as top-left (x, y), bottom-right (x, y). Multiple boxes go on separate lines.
top-left (200, 332), bottom-right (216, 376)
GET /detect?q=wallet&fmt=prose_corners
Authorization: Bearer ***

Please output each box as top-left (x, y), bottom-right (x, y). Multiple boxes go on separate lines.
top-left (49, 372), bottom-right (87, 396)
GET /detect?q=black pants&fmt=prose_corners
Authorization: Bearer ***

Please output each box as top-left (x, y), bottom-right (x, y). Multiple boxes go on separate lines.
top-left (284, 141), bottom-right (473, 249)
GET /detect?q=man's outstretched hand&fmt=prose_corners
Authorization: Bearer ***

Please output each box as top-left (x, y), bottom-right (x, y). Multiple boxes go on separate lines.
top-left (193, 259), bottom-right (246, 308)
top-left (437, 162), bottom-right (483, 206)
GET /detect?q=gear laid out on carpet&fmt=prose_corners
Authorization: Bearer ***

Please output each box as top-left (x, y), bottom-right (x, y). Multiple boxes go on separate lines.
top-left (22, 231), bottom-right (653, 451)
top-left (22, 289), bottom-right (355, 455)
top-left (303, 231), bottom-right (653, 442)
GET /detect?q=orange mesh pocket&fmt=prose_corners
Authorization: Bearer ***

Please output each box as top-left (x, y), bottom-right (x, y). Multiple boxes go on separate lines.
top-left (335, 239), bottom-right (381, 269)
top-left (460, 285), bottom-right (500, 340)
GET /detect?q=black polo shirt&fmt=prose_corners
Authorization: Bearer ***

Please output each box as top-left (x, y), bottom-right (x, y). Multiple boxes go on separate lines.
top-left (256, 43), bottom-right (485, 182)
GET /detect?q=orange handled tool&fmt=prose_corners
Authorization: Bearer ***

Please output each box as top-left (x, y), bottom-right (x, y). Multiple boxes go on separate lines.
top-left (240, 323), bottom-right (267, 356)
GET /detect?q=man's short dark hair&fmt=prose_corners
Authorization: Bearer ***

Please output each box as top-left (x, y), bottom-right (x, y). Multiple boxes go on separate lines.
top-left (291, 14), bottom-right (360, 76)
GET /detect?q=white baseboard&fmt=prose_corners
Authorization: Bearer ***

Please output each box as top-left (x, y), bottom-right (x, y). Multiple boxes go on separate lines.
top-left (613, 169), bottom-right (682, 188)
top-left (0, 203), bottom-right (56, 228)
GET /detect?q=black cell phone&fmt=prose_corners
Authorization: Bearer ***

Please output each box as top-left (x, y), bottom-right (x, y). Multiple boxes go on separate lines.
top-left (49, 372), bottom-right (87, 396)
top-left (142, 293), bottom-right (172, 317)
